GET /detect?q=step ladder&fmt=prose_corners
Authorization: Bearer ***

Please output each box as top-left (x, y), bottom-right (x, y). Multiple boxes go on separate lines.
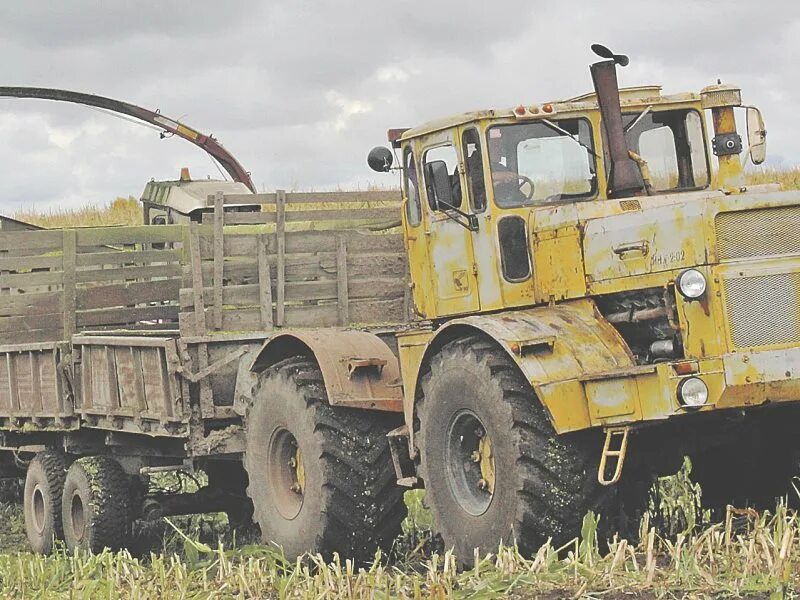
top-left (598, 426), bottom-right (630, 486)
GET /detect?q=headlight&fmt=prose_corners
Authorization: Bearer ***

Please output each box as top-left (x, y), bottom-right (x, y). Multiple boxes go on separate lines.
top-left (676, 269), bottom-right (707, 299)
top-left (677, 377), bottom-right (709, 407)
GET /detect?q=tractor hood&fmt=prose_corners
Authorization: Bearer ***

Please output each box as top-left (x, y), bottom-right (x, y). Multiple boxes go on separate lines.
top-left (536, 186), bottom-right (800, 287)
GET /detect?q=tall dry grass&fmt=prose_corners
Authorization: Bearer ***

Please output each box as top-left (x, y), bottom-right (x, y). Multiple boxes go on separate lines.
top-left (14, 196), bottom-right (142, 228)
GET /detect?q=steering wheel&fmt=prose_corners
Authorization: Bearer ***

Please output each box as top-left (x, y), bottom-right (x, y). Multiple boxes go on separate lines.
top-left (517, 174), bottom-right (535, 201)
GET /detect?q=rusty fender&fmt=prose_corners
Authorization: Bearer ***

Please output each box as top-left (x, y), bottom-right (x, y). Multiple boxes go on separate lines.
top-left (406, 299), bottom-right (635, 451)
top-left (249, 329), bottom-right (403, 412)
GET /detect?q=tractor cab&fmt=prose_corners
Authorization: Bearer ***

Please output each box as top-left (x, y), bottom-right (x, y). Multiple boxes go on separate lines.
top-left (368, 46), bottom-right (768, 321)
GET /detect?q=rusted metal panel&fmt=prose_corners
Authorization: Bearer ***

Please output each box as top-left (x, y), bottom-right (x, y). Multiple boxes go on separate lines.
top-left (72, 336), bottom-right (187, 436)
top-left (251, 329), bottom-right (403, 412)
top-left (0, 342), bottom-right (70, 426)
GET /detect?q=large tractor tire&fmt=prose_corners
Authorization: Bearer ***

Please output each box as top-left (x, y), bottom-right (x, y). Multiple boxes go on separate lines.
top-left (244, 356), bottom-right (406, 563)
top-left (61, 456), bottom-right (131, 553)
top-left (417, 336), bottom-right (616, 564)
top-left (24, 451), bottom-right (69, 554)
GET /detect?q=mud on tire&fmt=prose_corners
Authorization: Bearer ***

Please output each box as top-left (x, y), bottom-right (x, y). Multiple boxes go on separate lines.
top-left (244, 356), bottom-right (407, 563)
top-left (62, 456), bottom-right (131, 553)
top-left (24, 451), bottom-right (69, 554)
top-left (417, 336), bottom-right (617, 564)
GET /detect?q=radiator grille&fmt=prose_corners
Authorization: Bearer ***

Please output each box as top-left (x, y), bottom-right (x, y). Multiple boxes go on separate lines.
top-left (716, 206), bottom-right (800, 260)
top-left (724, 272), bottom-right (800, 348)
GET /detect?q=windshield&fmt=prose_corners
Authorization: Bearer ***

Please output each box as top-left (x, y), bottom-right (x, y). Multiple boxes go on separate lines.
top-left (622, 109), bottom-right (709, 191)
top-left (486, 118), bottom-right (597, 208)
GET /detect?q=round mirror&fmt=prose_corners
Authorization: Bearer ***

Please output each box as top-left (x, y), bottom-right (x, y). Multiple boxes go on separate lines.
top-left (367, 146), bottom-right (393, 172)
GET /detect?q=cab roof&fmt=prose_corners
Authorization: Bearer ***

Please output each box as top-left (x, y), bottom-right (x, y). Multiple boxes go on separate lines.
top-left (399, 86), bottom-right (702, 142)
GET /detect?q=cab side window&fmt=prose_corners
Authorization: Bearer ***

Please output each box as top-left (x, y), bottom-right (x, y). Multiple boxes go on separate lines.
top-left (403, 148), bottom-right (421, 226)
top-left (462, 128), bottom-right (486, 212)
top-left (422, 145), bottom-right (463, 211)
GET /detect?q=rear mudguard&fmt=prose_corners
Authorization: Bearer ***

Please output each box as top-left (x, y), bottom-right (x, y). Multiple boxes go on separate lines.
top-left (248, 329), bottom-right (403, 412)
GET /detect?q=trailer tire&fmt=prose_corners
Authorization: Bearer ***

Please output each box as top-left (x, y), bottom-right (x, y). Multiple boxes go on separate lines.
top-left (244, 356), bottom-right (406, 563)
top-left (62, 456), bottom-right (131, 553)
top-left (417, 336), bottom-right (614, 565)
top-left (24, 451), bottom-right (69, 554)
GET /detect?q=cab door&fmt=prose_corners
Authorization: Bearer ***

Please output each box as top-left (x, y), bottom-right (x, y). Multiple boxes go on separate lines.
top-left (458, 125), bottom-right (505, 312)
top-left (420, 132), bottom-right (480, 317)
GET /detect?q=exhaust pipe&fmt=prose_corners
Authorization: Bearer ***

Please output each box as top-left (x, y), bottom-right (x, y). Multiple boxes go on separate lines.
top-left (590, 44), bottom-right (643, 199)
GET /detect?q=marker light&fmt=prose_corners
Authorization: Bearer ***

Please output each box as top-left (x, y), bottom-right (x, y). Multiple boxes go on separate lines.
top-left (677, 377), bottom-right (709, 407)
top-left (676, 269), bottom-right (707, 300)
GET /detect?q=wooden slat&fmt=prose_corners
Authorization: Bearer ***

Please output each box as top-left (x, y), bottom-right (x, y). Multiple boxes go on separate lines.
top-left (336, 236), bottom-right (349, 326)
top-left (63, 230), bottom-right (77, 340)
top-left (75, 248), bottom-right (182, 267)
top-left (0, 312), bottom-right (63, 334)
top-left (0, 230), bottom-right (64, 251)
top-left (191, 252), bottom-right (406, 287)
top-left (189, 224), bottom-right (206, 336)
top-left (276, 189), bottom-right (286, 327)
top-left (75, 225), bottom-right (185, 247)
top-left (76, 305), bottom-right (179, 328)
top-left (257, 234), bottom-right (273, 329)
top-left (222, 190), bottom-right (401, 205)
top-left (75, 263), bottom-right (181, 283)
top-left (179, 277), bottom-right (406, 308)
top-left (0, 291), bottom-right (62, 318)
top-left (0, 270), bottom-right (62, 288)
top-left (76, 279), bottom-right (181, 310)
top-left (0, 329), bottom-right (64, 344)
top-left (0, 254), bottom-right (62, 271)
top-left (181, 296), bottom-right (406, 332)
top-left (199, 230), bottom-right (404, 259)
top-left (216, 207), bottom-right (400, 225)
top-left (212, 192), bottom-right (224, 331)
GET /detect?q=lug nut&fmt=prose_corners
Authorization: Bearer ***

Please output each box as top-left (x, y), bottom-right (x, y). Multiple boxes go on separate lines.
top-left (475, 428), bottom-right (485, 439)
top-left (477, 478), bottom-right (488, 491)
top-left (470, 451), bottom-right (481, 463)
top-left (290, 483), bottom-right (302, 494)
top-left (288, 458), bottom-right (297, 468)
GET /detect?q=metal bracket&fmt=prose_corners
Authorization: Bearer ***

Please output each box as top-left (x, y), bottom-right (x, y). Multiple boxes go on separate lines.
top-left (177, 346), bottom-right (248, 383)
top-left (712, 132), bottom-right (742, 156)
top-left (598, 426), bottom-right (629, 485)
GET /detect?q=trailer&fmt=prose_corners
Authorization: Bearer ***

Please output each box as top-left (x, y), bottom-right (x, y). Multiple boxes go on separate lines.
top-left (3, 191), bottom-right (410, 559)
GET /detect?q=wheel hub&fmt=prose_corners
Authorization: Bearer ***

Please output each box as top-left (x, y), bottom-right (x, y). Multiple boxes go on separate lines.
top-left (445, 410), bottom-right (495, 516)
top-left (267, 427), bottom-right (305, 519)
top-left (31, 485), bottom-right (46, 535)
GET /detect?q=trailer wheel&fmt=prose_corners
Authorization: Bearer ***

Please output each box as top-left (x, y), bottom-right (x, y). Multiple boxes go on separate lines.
top-left (24, 451), bottom-right (69, 554)
top-left (244, 356), bottom-right (406, 562)
top-left (62, 456), bottom-right (131, 553)
top-left (417, 336), bottom-right (614, 565)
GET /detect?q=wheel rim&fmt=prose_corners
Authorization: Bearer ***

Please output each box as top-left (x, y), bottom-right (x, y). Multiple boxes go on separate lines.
top-left (70, 491), bottom-right (86, 542)
top-left (445, 410), bottom-right (495, 516)
top-left (31, 485), bottom-right (46, 534)
top-left (267, 427), bottom-right (304, 520)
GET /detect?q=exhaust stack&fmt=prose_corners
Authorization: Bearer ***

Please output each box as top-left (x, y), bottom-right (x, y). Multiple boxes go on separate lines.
top-left (590, 44), bottom-right (643, 199)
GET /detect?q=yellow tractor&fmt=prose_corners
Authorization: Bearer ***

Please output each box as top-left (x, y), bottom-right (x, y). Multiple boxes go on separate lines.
top-left (367, 44), bottom-right (787, 561)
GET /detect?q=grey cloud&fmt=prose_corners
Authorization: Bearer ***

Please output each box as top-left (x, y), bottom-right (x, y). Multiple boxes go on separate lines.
top-left (0, 0), bottom-right (799, 212)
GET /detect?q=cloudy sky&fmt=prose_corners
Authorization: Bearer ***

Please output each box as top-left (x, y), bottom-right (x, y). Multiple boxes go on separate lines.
top-left (0, 0), bottom-right (797, 212)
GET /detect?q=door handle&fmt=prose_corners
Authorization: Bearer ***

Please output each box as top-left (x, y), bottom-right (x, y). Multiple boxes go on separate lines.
top-left (613, 241), bottom-right (649, 258)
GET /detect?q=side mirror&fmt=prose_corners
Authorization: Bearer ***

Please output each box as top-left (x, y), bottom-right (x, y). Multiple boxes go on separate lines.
top-left (423, 160), bottom-right (453, 210)
top-left (746, 106), bottom-right (767, 165)
top-left (367, 146), bottom-right (394, 172)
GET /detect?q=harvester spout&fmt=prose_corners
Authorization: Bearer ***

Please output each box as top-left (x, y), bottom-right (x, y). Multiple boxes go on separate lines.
top-left (589, 44), bottom-right (643, 199)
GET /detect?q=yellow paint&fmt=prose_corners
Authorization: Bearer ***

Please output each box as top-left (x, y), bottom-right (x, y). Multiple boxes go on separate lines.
top-left (396, 80), bottom-right (800, 438)
top-left (295, 447), bottom-right (305, 493)
top-left (478, 434), bottom-right (495, 494)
